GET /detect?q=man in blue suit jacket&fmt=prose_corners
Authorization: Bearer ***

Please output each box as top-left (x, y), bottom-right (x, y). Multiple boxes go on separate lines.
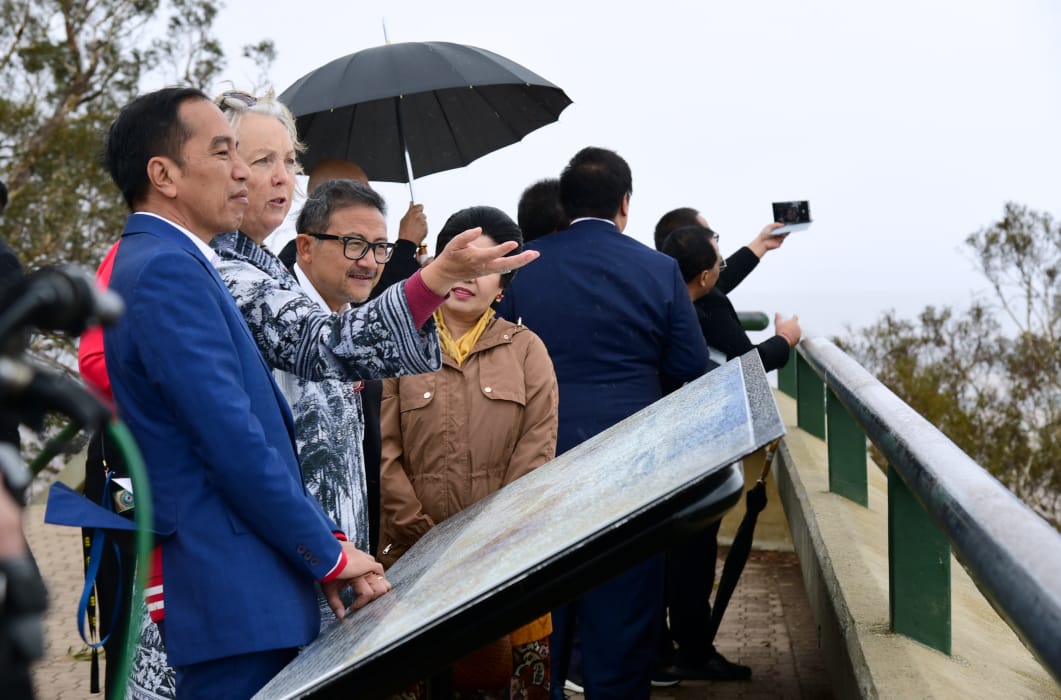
top-left (100, 88), bottom-right (391, 698)
top-left (496, 147), bottom-right (710, 699)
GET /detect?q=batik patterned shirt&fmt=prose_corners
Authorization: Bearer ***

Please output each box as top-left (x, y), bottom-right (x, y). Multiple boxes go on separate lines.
top-left (211, 231), bottom-right (442, 549)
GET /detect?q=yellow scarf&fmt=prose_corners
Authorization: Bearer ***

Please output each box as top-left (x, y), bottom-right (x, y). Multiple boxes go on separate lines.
top-left (434, 307), bottom-right (494, 366)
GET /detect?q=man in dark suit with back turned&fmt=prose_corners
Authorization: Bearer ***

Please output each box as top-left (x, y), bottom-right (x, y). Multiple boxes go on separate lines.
top-left (101, 87), bottom-right (392, 698)
top-left (496, 147), bottom-right (710, 699)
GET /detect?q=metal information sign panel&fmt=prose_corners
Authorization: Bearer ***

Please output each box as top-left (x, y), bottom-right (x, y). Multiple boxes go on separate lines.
top-left (257, 351), bottom-right (784, 699)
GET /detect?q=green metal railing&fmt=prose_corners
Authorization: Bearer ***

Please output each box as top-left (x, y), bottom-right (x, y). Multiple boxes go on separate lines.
top-left (778, 338), bottom-right (1061, 680)
top-left (737, 311), bottom-right (769, 332)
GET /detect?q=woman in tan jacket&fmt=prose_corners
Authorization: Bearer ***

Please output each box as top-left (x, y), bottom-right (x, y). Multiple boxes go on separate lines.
top-left (380, 206), bottom-right (559, 698)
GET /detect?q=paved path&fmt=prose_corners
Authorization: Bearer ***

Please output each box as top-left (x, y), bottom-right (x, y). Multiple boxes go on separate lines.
top-left (25, 505), bottom-right (832, 699)
top-left (651, 548), bottom-right (833, 700)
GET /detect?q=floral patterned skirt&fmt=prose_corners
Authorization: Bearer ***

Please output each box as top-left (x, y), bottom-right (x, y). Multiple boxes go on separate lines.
top-left (389, 637), bottom-right (550, 700)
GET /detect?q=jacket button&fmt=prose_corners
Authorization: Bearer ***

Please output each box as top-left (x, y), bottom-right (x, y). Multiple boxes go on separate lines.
top-left (423, 391), bottom-right (431, 399)
top-left (310, 557), bottom-right (318, 566)
top-left (297, 544), bottom-right (306, 554)
top-left (503, 334), bottom-right (510, 340)
top-left (484, 386), bottom-right (492, 393)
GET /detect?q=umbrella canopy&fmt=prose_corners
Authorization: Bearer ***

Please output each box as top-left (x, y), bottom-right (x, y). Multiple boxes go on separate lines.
top-left (278, 41), bottom-right (572, 183)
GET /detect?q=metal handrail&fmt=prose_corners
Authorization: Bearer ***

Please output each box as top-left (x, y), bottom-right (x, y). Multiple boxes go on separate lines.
top-left (796, 337), bottom-right (1061, 682)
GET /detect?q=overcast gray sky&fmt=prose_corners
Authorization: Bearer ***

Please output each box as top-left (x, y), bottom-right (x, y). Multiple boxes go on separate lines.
top-left (205, 0), bottom-right (1061, 339)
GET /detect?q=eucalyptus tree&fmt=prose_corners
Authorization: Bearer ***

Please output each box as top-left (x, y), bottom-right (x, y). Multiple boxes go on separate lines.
top-left (843, 203), bottom-right (1061, 527)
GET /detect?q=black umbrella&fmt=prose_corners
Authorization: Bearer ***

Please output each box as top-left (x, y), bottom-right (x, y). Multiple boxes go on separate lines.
top-left (277, 41), bottom-right (572, 199)
top-left (707, 438), bottom-right (783, 643)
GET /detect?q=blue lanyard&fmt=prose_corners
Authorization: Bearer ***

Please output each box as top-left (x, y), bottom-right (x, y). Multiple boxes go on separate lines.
top-left (77, 469), bottom-right (125, 649)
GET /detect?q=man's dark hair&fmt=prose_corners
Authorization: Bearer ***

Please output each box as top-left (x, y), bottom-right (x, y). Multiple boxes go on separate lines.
top-left (653, 207), bottom-right (701, 251)
top-left (517, 178), bottom-right (567, 242)
top-left (660, 224), bottom-right (719, 284)
top-left (297, 178), bottom-right (387, 234)
top-left (436, 205), bottom-right (522, 289)
top-left (559, 147), bottom-right (632, 221)
top-left (0, 180), bottom-right (7, 213)
top-left (104, 87), bottom-right (208, 210)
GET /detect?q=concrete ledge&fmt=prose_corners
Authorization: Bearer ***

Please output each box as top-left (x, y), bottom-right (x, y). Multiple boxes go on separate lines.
top-left (773, 391), bottom-right (1059, 699)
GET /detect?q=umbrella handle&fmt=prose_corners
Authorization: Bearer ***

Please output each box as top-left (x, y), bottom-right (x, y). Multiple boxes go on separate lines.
top-left (394, 97), bottom-right (417, 203)
top-left (758, 438), bottom-right (782, 484)
top-left (404, 152), bottom-right (416, 203)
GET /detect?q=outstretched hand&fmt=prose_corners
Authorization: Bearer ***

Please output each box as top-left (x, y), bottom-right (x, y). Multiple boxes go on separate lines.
top-left (419, 227), bottom-right (539, 296)
top-left (748, 222), bottom-right (789, 257)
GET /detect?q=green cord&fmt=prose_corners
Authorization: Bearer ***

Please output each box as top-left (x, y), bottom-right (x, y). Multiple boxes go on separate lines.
top-left (26, 422), bottom-right (82, 477)
top-left (104, 420), bottom-right (152, 700)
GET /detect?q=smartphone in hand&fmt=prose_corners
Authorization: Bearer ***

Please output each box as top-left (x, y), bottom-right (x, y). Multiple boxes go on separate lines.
top-left (771, 201), bottom-right (812, 235)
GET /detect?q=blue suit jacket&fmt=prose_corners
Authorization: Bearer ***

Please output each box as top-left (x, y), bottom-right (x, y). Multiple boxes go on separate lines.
top-left (496, 219), bottom-right (709, 454)
top-left (104, 213), bottom-right (343, 666)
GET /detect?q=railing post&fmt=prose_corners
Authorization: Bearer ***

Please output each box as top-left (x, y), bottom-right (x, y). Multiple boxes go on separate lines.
top-left (777, 348), bottom-right (797, 397)
top-left (795, 351), bottom-right (825, 439)
top-left (888, 466), bottom-right (951, 654)
top-left (826, 388), bottom-right (868, 505)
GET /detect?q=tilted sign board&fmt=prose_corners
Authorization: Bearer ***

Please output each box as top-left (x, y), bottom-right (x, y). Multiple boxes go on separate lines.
top-left (257, 351), bottom-right (784, 699)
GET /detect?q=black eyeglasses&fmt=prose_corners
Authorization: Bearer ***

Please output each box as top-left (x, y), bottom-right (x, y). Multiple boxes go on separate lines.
top-left (705, 230), bottom-right (726, 271)
top-left (303, 233), bottom-right (396, 263)
top-left (215, 90), bottom-right (257, 113)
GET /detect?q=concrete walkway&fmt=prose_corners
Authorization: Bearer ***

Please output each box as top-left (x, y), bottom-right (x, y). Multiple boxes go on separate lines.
top-left (25, 504), bottom-right (833, 699)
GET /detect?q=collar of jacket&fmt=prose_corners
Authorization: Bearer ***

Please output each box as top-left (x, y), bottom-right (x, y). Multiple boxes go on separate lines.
top-left (440, 316), bottom-right (524, 366)
top-left (211, 231), bottom-right (296, 285)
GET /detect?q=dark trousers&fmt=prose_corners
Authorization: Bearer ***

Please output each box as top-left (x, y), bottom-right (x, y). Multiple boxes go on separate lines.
top-left (549, 555), bottom-right (664, 700)
top-left (80, 429), bottom-right (136, 697)
top-left (174, 646), bottom-right (298, 699)
top-left (361, 379), bottom-right (383, 555)
top-left (663, 519), bottom-right (721, 660)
